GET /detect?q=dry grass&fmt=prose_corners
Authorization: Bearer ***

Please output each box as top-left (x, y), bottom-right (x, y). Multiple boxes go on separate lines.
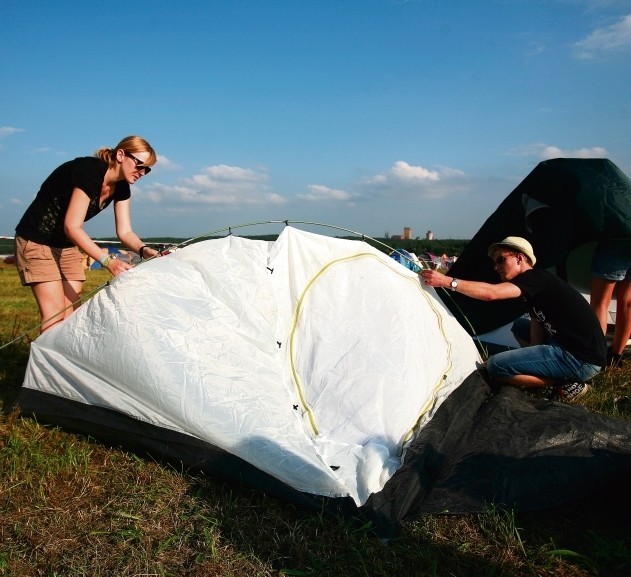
top-left (1, 262), bottom-right (630, 576)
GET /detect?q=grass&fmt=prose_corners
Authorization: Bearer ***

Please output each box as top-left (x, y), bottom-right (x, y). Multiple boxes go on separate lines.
top-left (1, 262), bottom-right (631, 576)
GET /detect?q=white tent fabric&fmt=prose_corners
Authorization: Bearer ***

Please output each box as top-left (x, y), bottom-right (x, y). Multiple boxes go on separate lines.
top-left (22, 227), bottom-right (480, 505)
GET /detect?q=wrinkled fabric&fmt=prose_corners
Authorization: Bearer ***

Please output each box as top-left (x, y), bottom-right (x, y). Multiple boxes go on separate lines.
top-left (20, 227), bottom-right (480, 506)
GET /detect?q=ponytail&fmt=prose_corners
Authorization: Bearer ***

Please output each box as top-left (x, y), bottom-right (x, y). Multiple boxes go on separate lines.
top-left (94, 147), bottom-right (116, 167)
top-left (94, 136), bottom-right (157, 168)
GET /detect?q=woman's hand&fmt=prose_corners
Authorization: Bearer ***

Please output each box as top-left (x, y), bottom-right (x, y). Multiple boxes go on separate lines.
top-left (142, 246), bottom-right (161, 259)
top-left (105, 255), bottom-right (132, 276)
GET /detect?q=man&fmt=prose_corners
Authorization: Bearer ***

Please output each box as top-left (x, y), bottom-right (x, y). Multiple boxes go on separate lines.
top-left (420, 236), bottom-right (607, 402)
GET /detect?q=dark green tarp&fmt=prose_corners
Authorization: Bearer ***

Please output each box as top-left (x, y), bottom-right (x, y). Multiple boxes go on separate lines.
top-left (18, 372), bottom-right (631, 538)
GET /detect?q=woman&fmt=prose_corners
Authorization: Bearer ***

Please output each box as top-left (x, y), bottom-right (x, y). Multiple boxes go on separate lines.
top-left (15, 135), bottom-right (160, 332)
top-left (590, 239), bottom-right (631, 367)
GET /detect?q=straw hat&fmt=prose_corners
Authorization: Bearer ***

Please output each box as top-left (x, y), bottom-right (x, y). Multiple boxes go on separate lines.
top-left (487, 236), bottom-right (537, 266)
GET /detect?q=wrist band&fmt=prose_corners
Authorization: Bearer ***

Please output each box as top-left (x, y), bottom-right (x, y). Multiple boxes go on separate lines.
top-left (98, 254), bottom-right (111, 268)
top-left (139, 245), bottom-right (148, 259)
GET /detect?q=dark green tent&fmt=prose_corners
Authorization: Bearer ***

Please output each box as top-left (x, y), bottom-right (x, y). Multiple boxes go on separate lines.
top-left (440, 158), bottom-right (631, 339)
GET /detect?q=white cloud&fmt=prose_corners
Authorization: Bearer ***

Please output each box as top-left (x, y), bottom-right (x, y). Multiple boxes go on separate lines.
top-left (142, 164), bottom-right (286, 207)
top-left (391, 161), bottom-right (440, 182)
top-left (539, 145), bottom-right (608, 159)
top-left (509, 143), bottom-right (608, 159)
top-left (361, 161), bottom-right (466, 200)
top-left (435, 165), bottom-right (466, 178)
top-left (365, 161), bottom-right (439, 185)
top-left (10, 198), bottom-right (23, 205)
top-left (298, 184), bottom-right (358, 202)
top-left (156, 155), bottom-right (182, 170)
top-left (0, 126), bottom-right (24, 139)
top-left (32, 146), bottom-right (68, 157)
top-left (194, 164), bottom-right (267, 184)
top-left (572, 13), bottom-right (631, 59)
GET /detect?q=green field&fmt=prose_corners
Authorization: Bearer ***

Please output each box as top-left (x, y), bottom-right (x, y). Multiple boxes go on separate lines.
top-left (1, 262), bottom-right (630, 576)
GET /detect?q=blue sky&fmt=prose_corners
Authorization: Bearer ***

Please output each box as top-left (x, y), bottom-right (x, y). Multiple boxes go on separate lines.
top-left (1, 0), bottom-right (631, 241)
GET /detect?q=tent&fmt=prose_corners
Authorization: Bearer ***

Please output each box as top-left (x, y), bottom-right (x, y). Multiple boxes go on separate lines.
top-left (440, 158), bottom-right (631, 350)
top-left (16, 226), bottom-right (631, 536)
top-left (17, 228), bottom-right (479, 516)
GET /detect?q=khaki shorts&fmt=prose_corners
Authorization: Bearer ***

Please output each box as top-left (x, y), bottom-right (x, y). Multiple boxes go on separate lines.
top-left (15, 236), bottom-right (86, 286)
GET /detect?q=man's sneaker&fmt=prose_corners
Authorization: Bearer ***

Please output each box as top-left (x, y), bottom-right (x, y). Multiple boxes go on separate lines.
top-left (553, 381), bottom-right (590, 403)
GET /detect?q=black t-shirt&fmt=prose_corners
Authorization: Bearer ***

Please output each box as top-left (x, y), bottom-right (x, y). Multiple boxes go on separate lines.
top-left (510, 268), bottom-right (607, 367)
top-left (15, 156), bottom-right (131, 247)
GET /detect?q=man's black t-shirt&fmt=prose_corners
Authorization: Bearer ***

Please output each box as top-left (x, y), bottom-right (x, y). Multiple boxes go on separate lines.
top-left (15, 157), bottom-right (131, 247)
top-left (510, 268), bottom-right (607, 367)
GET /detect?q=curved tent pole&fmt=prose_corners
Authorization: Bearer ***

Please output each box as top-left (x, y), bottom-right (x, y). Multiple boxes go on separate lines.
top-left (1, 220), bottom-right (483, 355)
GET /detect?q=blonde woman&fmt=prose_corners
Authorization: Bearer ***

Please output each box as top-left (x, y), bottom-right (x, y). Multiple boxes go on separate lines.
top-left (15, 135), bottom-right (159, 332)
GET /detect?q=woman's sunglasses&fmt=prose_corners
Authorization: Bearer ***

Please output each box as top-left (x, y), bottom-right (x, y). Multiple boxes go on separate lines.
top-left (124, 151), bottom-right (152, 174)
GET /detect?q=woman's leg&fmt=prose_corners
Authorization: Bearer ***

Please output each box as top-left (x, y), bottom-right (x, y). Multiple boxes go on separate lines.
top-left (18, 240), bottom-right (85, 333)
top-left (612, 278), bottom-right (631, 356)
top-left (31, 279), bottom-right (84, 333)
top-left (590, 277), bottom-right (616, 334)
top-left (63, 279), bottom-right (83, 313)
top-left (31, 281), bottom-right (69, 332)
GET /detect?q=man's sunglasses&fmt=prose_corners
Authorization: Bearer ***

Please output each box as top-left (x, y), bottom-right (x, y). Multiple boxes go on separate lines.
top-left (493, 254), bottom-right (515, 266)
top-left (124, 151), bottom-right (152, 174)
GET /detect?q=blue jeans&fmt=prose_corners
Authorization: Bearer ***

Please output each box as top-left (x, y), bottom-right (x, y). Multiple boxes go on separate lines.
top-left (591, 239), bottom-right (631, 281)
top-left (487, 317), bottom-right (602, 382)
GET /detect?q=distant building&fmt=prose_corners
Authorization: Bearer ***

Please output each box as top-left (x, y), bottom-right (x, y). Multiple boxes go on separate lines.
top-left (403, 227), bottom-right (412, 239)
top-left (426, 230), bottom-right (434, 240)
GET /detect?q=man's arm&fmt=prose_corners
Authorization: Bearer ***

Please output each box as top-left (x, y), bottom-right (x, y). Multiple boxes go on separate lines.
top-left (419, 269), bottom-right (522, 301)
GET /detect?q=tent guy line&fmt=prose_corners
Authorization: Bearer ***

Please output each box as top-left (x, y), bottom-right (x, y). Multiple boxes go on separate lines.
top-left (0, 278), bottom-right (113, 349)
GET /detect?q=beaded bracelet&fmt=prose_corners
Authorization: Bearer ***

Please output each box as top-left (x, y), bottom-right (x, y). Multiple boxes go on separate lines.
top-left (98, 254), bottom-right (111, 268)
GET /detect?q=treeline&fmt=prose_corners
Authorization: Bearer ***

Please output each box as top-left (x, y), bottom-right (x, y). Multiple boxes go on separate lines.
top-left (141, 236), bottom-right (470, 257)
top-left (363, 237), bottom-right (469, 257)
top-left (0, 236), bottom-right (469, 258)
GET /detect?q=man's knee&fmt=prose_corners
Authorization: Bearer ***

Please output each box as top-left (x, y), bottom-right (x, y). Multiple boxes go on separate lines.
top-left (487, 353), bottom-right (511, 379)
